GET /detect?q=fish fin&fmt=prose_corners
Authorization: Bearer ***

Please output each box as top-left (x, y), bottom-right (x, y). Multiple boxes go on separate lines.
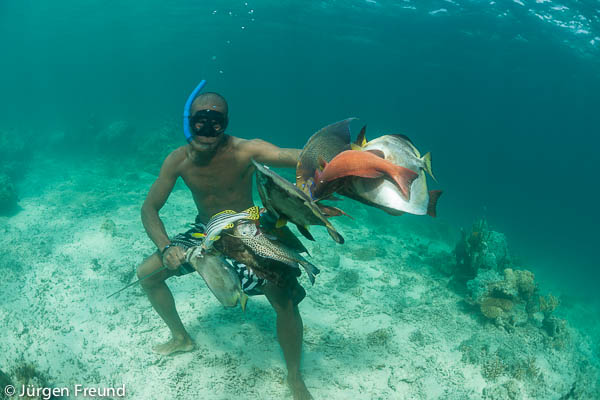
top-left (390, 165), bottom-right (419, 201)
top-left (422, 152), bottom-right (437, 182)
top-left (191, 232), bottom-right (206, 238)
top-left (335, 207), bottom-right (353, 219)
top-left (243, 205), bottom-right (261, 220)
top-left (275, 217), bottom-right (287, 228)
top-left (297, 225), bottom-right (315, 241)
top-left (391, 133), bottom-right (414, 145)
top-left (365, 149), bottom-right (385, 159)
top-left (318, 205), bottom-right (353, 219)
top-left (358, 170), bottom-right (385, 179)
top-left (355, 125), bottom-right (367, 147)
top-left (211, 209), bottom-right (236, 218)
top-left (327, 227), bottom-right (344, 244)
top-left (427, 190), bottom-right (443, 218)
top-left (240, 293), bottom-right (249, 312)
top-left (350, 143), bottom-right (363, 151)
top-left (317, 156), bottom-right (328, 171)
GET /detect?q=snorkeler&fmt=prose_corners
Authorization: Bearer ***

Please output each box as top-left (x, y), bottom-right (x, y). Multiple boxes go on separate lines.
top-left (136, 88), bottom-right (313, 400)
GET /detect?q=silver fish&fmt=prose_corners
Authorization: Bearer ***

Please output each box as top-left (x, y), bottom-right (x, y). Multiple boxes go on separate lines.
top-left (186, 248), bottom-right (248, 311)
top-left (342, 134), bottom-right (441, 216)
top-left (231, 221), bottom-right (320, 285)
top-left (201, 206), bottom-right (260, 251)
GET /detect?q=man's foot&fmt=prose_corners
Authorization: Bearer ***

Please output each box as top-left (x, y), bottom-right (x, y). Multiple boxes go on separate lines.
top-left (152, 336), bottom-right (195, 356)
top-left (287, 374), bottom-right (313, 400)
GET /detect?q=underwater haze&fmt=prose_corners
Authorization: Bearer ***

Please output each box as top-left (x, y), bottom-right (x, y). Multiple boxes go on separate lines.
top-left (1, 0), bottom-right (600, 399)
top-left (2, 0), bottom-right (598, 294)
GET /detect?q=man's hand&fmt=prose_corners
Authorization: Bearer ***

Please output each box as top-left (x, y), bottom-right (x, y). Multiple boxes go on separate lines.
top-left (162, 246), bottom-right (186, 270)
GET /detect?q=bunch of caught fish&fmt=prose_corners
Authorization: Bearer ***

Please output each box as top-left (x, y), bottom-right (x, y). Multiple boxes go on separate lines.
top-left (298, 118), bottom-right (441, 216)
top-left (184, 204), bottom-right (319, 310)
top-left (258, 117), bottom-right (442, 246)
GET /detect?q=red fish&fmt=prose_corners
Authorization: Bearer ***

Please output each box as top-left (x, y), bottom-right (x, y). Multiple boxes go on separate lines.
top-left (314, 150), bottom-right (418, 200)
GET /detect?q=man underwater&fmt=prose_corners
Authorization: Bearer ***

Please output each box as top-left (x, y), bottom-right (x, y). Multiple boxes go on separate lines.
top-left (136, 91), bottom-right (313, 399)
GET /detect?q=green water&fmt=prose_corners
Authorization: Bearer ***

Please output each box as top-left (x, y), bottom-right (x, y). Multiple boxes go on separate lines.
top-left (1, 1), bottom-right (599, 398)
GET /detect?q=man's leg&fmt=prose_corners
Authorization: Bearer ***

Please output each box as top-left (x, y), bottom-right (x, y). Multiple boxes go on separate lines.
top-left (137, 252), bottom-right (195, 355)
top-left (262, 283), bottom-right (313, 400)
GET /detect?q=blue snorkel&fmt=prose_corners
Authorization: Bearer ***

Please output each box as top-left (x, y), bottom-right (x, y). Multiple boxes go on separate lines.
top-left (183, 80), bottom-right (207, 143)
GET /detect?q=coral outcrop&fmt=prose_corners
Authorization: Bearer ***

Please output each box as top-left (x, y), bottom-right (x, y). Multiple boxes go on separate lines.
top-left (453, 219), bottom-right (512, 281)
top-left (466, 268), bottom-right (538, 331)
top-left (452, 219), bottom-right (567, 341)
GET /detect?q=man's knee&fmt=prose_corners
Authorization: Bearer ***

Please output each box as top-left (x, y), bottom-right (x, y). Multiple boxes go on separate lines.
top-left (264, 283), bottom-right (297, 315)
top-left (137, 252), bottom-right (168, 288)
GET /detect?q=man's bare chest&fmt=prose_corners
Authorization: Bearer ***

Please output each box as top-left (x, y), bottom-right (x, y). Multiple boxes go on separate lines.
top-left (181, 157), bottom-right (252, 196)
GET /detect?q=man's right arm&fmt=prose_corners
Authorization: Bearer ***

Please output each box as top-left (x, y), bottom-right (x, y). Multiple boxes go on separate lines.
top-left (141, 150), bottom-right (181, 253)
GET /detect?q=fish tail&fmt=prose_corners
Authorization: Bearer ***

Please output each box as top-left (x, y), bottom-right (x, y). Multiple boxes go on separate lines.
top-left (300, 260), bottom-right (320, 285)
top-left (240, 292), bottom-right (249, 312)
top-left (422, 152), bottom-right (437, 182)
top-left (427, 190), bottom-right (443, 218)
top-left (389, 164), bottom-right (419, 201)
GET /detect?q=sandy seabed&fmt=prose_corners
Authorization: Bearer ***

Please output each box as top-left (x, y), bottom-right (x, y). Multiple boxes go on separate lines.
top-left (1, 156), bottom-right (599, 400)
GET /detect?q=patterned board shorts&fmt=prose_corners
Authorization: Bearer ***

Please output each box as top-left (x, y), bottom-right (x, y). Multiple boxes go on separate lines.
top-left (170, 218), bottom-right (265, 296)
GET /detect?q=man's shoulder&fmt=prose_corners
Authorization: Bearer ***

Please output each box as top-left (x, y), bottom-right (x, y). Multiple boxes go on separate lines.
top-left (165, 146), bottom-right (187, 161)
top-left (162, 146), bottom-right (188, 171)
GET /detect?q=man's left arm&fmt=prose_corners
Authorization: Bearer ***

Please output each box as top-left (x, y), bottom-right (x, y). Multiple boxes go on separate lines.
top-left (248, 139), bottom-right (301, 168)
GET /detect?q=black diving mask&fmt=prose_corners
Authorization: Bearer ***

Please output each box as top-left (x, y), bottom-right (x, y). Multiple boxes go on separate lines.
top-left (189, 109), bottom-right (228, 137)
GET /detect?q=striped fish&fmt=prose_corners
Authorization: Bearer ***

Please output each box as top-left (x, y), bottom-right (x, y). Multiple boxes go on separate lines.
top-left (200, 206), bottom-right (260, 251)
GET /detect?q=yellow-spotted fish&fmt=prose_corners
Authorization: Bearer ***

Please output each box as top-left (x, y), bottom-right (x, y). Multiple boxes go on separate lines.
top-left (230, 220), bottom-right (321, 285)
top-left (199, 206), bottom-right (260, 251)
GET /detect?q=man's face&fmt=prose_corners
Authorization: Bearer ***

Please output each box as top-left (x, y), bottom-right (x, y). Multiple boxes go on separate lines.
top-left (189, 103), bottom-right (228, 152)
